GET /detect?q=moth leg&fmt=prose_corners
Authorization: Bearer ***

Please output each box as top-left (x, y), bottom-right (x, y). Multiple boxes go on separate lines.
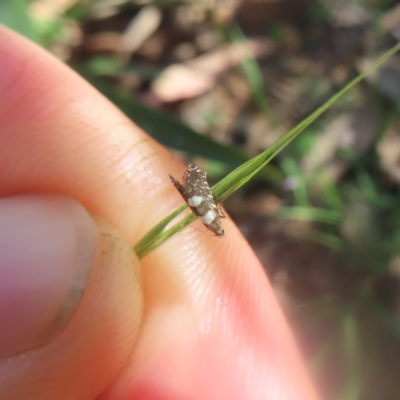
top-left (218, 203), bottom-right (226, 218)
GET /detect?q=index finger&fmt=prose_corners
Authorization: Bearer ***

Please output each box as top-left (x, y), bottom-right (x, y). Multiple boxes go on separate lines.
top-left (0, 26), bottom-right (318, 400)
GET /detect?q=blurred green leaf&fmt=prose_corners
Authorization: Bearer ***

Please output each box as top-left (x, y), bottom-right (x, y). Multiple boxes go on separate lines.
top-left (267, 23), bottom-right (286, 45)
top-left (80, 73), bottom-right (250, 166)
top-left (85, 57), bottom-right (124, 76)
top-left (307, 0), bottom-right (332, 22)
top-left (64, 0), bottom-right (93, 20)
top-left (281, 157), bottom-right (310, 206)
top-left (337, 314), bottom-right (361, 400)
top-left (308, 230), bottom-right (344, 252)
top-left (0, 0), bottom-right (38, 42)
top-left (34, 18), bottom-right (67, 48)
top-left (229, 24), bottom-right (272, 120)
top-left (276, 206), bottom-right (342, 224)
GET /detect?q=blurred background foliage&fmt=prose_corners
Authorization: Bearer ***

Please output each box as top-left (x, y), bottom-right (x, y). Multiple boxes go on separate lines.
top-left (3, 0), bottom-right (400, 398)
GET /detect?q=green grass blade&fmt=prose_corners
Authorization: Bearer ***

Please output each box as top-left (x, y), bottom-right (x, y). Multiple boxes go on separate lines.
top-left (137, 213), bottom-right (198, 258)
top-left (135, 41), bottom-right (400, 259)
top-left (134, 205), bottom-right (188, 257)
top-left (213, 41), bottom-right (400, 202)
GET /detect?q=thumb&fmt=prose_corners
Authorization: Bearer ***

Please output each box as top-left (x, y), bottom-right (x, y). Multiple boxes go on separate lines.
top-left (0, 194), bottom-right (143, 400)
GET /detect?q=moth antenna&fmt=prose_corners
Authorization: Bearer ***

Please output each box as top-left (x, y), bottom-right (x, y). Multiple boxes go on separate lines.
top-left (188, 224), bottom-right (216, 237)
top-left (189, 222), bottom-right (224, 238)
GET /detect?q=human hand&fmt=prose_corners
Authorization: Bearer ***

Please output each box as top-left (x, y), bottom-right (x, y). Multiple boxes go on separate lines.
top-left (0, 26), bottom-right (318, 400)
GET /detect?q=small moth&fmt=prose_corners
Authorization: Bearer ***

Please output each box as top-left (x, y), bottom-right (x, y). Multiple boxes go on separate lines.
top-left (169, 162), bottom-right (225, 237)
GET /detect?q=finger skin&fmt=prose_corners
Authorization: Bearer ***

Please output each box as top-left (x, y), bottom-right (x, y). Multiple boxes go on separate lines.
top-left (0, 26), bottom-right (318, 400)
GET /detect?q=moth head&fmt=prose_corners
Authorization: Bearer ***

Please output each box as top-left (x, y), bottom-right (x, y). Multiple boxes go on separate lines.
top-left (187, 162), bottom-right (199, 172)
top-left (215, 227), bottom-right (225, 237)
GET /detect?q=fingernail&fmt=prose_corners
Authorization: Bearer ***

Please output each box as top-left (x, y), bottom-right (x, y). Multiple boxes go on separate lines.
top-left (0, 195), bottom-right (96, 358)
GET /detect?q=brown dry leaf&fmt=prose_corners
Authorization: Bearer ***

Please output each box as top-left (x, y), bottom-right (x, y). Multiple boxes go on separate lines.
top-left (327, 0), bottom-right (371, 27)
top-left (178, 71), bottom-right (252, 144)
top-left (237, 0), bottom-right (312, 28)
top-left (302, 104), bottom-right (379, 182)
top-left (379, 2), bottom-right (400, 37)
top-left (377, 119), bottom-right (400, 183)
top-left (152, 39), bottom-right (274, 102)
top-left (84, 32), bottom-right (122, 53)
top-left (118, 6), bottom-right (162, 57)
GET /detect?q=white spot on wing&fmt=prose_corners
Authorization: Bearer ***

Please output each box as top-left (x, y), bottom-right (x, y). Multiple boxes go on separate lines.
top-left (200, 210), bottom-right (216, 225)
top-left (188, 195), bottom-right (203, 207)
